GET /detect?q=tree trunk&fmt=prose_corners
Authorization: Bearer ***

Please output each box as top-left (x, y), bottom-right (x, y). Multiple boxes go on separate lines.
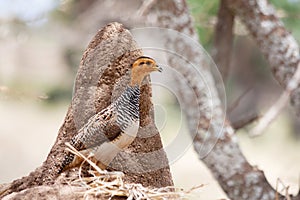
top-left (226, 0), bottom-right (300, 116)
top-left (212, 0), bottom-right (235, 82)
top-left (144, 0), bottom-right (297, 199)
top-left (82, 0), bottom-right (298, 199)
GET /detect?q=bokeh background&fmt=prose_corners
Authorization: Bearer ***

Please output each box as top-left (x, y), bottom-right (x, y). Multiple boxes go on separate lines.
top-left (0, 0), bottom-right (300, 199)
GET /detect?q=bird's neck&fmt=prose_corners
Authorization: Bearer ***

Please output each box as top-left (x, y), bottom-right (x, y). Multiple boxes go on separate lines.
top-left (130, 77), bottom-right (143, 87)
top-left (130, 70), bottom-right (148, 87)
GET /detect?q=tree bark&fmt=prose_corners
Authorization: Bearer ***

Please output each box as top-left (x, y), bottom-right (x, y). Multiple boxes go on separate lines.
top-left (212, 0), bottom-right (235, 82)
top-left (69, 0), bottom-right (300, 199)
top-left (54, 0), bottom-right (300, 199)
top-left (226, 0), bottom-right (300, 116)
top-left (1, 22), bottom-right (173, 199)
top-left (144, 0), bottom-right (297, 199)
top-left (2, 0), bottom-right (300, 199)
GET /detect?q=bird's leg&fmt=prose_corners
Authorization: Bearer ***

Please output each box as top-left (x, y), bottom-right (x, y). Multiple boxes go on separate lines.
top-left (64, 149), bottom-right (94, 170)
top-left (62, 149), bottom-right (107, 173)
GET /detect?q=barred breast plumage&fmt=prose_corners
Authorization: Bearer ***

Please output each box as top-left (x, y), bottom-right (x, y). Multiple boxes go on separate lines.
top-left (58, 56), bottom-right (162, 173)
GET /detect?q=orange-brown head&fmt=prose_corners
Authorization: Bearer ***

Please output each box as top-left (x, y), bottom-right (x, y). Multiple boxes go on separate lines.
top-left (130, 56), bottom-right (162, 86)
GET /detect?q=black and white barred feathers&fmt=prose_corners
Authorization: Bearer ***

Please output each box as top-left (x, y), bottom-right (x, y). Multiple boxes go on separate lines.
top-left (58, 55), bottom-right (162, 173)
top-left (58, 85), bottom-right (140, 173)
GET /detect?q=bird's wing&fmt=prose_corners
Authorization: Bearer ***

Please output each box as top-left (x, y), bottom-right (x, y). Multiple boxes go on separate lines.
top-left (89, 119), bottom-right (140, 168)
top-left (70, 105), bottom-right (121, 152)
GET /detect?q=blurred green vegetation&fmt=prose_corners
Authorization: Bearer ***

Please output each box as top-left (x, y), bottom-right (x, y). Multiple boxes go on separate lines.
top-left (187, 0), bottom-right (219, 49)
top-left (45, 86), bottom-right (72, 104)
top-left (187, 0), bottom-right (300, 48)
top-left (187, 0), bottom-right (300, 139)
top-left (271, 0), bottom-right (300, 39)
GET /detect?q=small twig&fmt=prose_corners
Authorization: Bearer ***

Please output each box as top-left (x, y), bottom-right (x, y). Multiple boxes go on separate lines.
top-left (231, 113), bottom-right (260, 130)
top-left (275, 178), bottom-right (279, 200)
top-left (185, 184), bottom-right (205, 193)
top-left (0, 85), bottom-right (48, 101)
top-left (286, 186), bottom-right (291, 200)
top-left (228, 87), bottom-right (252, 114)
top-left (65, 142), bottom-right (112, 176)
top-left (298, 174), bottom-right (300, 196)
top-left (65, 142), bottom-right (203, 199)
top-left (275, 178), bottom-right (291, 200)
top-left (135, 0), bottom-right (158, 17)
top-left (250, 62), bottom-right (300, 137)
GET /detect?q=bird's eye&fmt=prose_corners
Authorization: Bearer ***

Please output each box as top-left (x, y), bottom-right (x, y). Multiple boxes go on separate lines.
top-left (139, 62), bottom-right (145, 66)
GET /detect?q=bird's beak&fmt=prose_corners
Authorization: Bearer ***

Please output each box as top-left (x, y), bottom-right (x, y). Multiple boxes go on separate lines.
top-left (155, 65), bottom-right (163, 72)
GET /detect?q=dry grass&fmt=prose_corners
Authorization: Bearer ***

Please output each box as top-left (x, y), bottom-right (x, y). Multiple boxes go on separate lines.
top-left (65, 143), bottom-right (204, 200)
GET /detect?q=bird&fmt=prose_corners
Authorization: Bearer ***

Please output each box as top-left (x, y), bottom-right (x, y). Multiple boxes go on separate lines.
top-left (58, 56), bottom-right (162, 173)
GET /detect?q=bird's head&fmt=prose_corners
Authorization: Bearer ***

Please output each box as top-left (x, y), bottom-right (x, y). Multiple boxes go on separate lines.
top-left (130, 56), bottom-right (162, 86)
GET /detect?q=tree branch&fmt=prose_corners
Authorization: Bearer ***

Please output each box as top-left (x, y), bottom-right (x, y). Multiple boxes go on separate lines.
top-left (66, 0), bottom-right (300, 199)
top-left (74, 0), bottom-right (300, 199)
top-left (231, 112), bottom-right (260, 130)
top-left (250, 62), bottom-right (300, 137)
top-left (226, 0), bottom-right (300, 116)
top-left (212, 0), bottom-right (235, 81)
top-left (145, 0), bottom-right (296, 199)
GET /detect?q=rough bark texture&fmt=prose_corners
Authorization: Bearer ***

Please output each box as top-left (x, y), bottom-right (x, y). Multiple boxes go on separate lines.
top-left (145, 0), bottom-right (297, 199)
top-left (226, 0), bottom-right (300, 116)
top-left (68, 0), bottom-right (300, 199)
top-left (1, 22), bottom-right (173, 199)
top-left (2, 0), bottom-right (299, 199)
top-left (212, 0), bottom-right (235, 81)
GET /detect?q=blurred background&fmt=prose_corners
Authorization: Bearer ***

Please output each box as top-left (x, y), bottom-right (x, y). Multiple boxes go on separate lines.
top-left (0, 0), bottom-right (300, 199)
